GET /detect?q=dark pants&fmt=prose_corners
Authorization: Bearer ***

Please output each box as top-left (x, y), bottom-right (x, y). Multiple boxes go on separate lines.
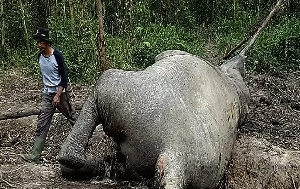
top-left (36, 92), bottom-right (76, 139)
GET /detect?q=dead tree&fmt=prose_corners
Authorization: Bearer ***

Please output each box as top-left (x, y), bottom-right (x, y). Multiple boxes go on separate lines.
top-left (129, 0), bottom-right (134, 43)
top-left (96, 0), bottom-right (109, 73)
top-left (223, 0), bottom-right (288, 60)
top-left (68, 0), bottom-right (74, 24)
top-left (18, 0), bottom-right (30, 54)
top-left (0, 103), bottom-right (83, 121)
top-left (1, 0), bottom-right (7, 58)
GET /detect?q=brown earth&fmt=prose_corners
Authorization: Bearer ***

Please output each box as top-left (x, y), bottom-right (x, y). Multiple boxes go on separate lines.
top-left (1, 66), bottom-right (300, 189)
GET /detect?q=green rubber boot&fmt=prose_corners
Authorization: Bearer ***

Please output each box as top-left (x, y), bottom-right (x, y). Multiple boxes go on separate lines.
top-left (21, 137), bottom-right (45, 164)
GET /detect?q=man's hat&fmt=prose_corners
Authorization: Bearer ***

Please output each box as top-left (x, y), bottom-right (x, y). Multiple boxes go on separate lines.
top-left (33, 28), bottom-right (52, 44)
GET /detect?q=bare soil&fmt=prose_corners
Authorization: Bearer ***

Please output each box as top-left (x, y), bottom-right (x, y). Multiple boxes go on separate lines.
top-left (241, 71), bottom-right (300, 150)
top-left (1, 67), bottom-right (300, 189)
top-left (0, 69), bottom-right (134, 189)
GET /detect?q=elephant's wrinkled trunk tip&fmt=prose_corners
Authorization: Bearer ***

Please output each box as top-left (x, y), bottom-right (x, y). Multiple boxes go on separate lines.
top-left (58, 147), bottom-right (86, 170)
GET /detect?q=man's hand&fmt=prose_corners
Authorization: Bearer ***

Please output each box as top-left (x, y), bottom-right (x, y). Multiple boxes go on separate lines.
top-left (53, 86), bottom-right (64, 106)
top-left (53, 94), bottom-right (60, 106)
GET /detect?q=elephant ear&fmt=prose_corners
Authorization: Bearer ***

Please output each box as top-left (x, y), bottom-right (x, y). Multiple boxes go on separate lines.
top-left (220, 54), bottom-right (250, 124)
top-left (219, 54), bottom-right (246, 80)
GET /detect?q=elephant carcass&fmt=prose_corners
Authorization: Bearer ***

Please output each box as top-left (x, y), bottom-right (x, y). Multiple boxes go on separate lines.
top-left (58, 50), bottom-right (249, 189)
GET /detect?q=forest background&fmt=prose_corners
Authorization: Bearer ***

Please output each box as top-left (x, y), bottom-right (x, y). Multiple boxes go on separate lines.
top-left (0, 0), bottom-right (299, 84)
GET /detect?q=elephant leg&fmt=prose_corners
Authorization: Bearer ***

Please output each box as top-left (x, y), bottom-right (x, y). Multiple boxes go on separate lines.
top-left (58, 91), bottom-right (100, 169)
top-left (154, 150), bottom-right (186, 189)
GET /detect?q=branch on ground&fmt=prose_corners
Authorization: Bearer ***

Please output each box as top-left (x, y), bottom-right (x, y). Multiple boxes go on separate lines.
top-left (0, 102), bottom-right (83, 121)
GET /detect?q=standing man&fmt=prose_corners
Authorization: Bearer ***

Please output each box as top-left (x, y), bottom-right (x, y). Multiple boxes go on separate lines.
top-left (21, 28), bottom-right (76, 163)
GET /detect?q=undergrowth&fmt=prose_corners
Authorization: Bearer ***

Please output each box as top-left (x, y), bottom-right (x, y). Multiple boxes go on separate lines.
top-left (2, 9), bottom-right (299, 83)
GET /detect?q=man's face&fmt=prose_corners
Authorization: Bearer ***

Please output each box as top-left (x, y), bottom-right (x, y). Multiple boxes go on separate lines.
top-left (37, 41), bottom-right (48, 51)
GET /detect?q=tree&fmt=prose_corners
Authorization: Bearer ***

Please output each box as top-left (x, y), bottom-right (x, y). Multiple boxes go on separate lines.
top-left (18, 0), bottom-right (30, 54)
top-left (1, 0), bottom-right (4, 51)
top-left (68, 0), bottom-right (74, 24)
top-left (79, 0), bottom-right (85, 18)
top-left (160, 0), bottom-right (169, 26)
top-left (129, 0), bottom-right (134, 43)
top-left (31, 0), bottom-right (49, 28)
top-left (0, 0), bottom-right (7, 61)
top-left (96, 0), bottom-right (108, 73)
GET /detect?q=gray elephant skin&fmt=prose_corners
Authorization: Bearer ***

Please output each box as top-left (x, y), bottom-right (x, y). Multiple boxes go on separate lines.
top-left (58, 50), bottom-right (249, 189)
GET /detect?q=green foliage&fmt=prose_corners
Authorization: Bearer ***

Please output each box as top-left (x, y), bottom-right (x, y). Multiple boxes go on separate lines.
top-left (247, 17), bottom-right (300, 73)
top-left (215, 2), bottom-right (300, 74)
top-left (2, 0), bottom-right (300, 83)
top-left (48, 14), bottom-right (99, 83)
top-left (104, 0), bottom-right (131, 36)
top-left (134, 1), bottom-right (152, 27)
top-left (105, 36), bottom-right (133, 70)
top-left (4, 0), bottom-right (28, 49)
top-left (216, 6), bottom-right (259, 54)
top-left (8, 49), bottom-right (41, 77)
top-left (106, 24), bottom-right (204, 71)
top-left (131, 24), bottom-right (204, 69)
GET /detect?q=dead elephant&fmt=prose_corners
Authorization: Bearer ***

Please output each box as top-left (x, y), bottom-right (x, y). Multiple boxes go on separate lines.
top-left (58, 50), bottom-right (250, 189)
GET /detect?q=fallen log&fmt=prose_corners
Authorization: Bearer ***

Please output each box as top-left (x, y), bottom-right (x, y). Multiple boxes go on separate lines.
top-left (0, 102), bottom-right (83, 121)
top-left (0, 107), bottom-right (41, 120)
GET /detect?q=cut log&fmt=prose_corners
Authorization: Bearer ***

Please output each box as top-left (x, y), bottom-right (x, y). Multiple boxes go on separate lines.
top-left (0, 107), bottom-right (40, 120)
top-left (0, 103), bottom-right (83, 121)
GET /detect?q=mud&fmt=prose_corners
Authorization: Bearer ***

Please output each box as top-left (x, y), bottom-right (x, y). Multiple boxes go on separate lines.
top-left (1, 68), bottom-right (300, 188)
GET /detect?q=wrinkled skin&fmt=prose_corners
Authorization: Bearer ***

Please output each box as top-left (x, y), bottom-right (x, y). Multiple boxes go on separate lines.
top-left (58, 50), bottom-right (250, 189)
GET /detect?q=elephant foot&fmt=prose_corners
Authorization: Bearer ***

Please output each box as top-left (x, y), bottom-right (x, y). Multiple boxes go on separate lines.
top-left (58, 146), bottom-right (86, 170)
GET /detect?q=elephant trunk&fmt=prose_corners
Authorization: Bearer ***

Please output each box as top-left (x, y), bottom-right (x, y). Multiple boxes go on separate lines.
top-left (58, 90), bottom-right (100, 169)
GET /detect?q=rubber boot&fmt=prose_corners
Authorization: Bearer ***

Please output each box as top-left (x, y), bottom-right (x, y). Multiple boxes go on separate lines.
top-left (21, 137), bottom-right (45, 164)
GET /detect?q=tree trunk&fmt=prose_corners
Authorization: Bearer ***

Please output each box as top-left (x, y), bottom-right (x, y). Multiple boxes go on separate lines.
top-left (19, 0), bottom-right (30, 54)
top-left (0, 107), bottom-right (43, 120)
top-left (0, 103), bottom-right (83, 121)
top-left (68, 0), bottom-right (74, 23)
top-left (80, 0), bottom-right (84, 18)
top-left (96, 0), bottom-right (108, 73)
top-left (129, 0), bottom-right (134, 43)
top-left (0, 5), bottom-right (2, 47)
top-left (161, 0), bottom-right (168, 26)
top-left (63, 0), bottom-right (66, 20)
top-left (1, 0), bottom-right (5, 54)
top-left (233, 0), bottom-right (237, 21)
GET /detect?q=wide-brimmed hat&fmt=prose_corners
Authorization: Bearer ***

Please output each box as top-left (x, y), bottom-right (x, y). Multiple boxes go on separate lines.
top-left (33, 28), bottom-right (52, 44)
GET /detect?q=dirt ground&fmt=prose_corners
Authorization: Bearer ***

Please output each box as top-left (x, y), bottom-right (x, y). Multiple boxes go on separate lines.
top-left (1, 66), bottom-right (300, 189)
